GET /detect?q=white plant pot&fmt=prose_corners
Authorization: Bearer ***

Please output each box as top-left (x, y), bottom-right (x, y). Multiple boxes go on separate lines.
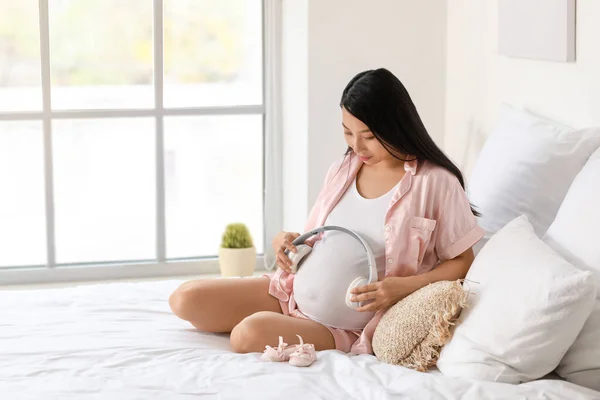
top-left (218, 247), bottom-right (256, 277)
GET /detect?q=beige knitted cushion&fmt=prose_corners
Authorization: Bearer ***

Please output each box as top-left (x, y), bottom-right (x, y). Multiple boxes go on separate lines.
top-left (372, 280), bottom-right (468, 371)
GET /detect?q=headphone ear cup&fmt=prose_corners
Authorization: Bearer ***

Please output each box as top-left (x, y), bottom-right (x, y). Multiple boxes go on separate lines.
top-left (346, 277), bottom-right (369, 309)
top-left (288, 244), bottom-right (312, 273)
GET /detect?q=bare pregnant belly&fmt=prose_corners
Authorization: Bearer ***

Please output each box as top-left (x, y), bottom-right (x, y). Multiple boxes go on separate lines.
top-left (292, 236), bottom-right (376, 330)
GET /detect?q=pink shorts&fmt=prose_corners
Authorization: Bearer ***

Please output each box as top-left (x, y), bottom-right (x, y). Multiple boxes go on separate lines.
top-left (263, 275), bottom-right (361, 353)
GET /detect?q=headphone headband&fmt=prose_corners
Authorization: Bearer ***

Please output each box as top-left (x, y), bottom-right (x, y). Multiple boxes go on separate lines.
top-left (289, 225), bottom-right (377, 284)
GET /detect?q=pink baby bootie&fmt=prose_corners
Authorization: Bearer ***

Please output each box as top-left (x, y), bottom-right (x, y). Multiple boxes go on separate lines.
top-left (288, 334), bottom-right (317, 367)
top-left (261, 336), bottom-right (297, 362)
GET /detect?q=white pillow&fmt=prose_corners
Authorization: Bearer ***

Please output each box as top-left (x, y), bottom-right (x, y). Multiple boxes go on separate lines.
top-left (468, 105), bottom-right (600, 253)
top-left (437, 215), bottom-right (596, 384)
top-left (543, 147), bottom-right (600, 390)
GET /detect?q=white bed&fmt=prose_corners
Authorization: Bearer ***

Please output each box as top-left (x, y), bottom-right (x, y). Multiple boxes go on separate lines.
top-left (1, 279), bottom-right (599, 400)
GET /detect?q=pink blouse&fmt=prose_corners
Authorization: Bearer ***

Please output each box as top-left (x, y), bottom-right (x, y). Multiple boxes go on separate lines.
top-left (269, 154), bottom-right (484, 354)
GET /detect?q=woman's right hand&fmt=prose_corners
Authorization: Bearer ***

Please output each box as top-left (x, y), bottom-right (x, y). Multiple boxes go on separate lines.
top-left (272, 231), bottom-right (301, 273)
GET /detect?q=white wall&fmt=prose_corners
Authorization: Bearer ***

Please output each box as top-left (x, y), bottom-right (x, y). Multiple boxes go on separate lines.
top-left (281, 0), bottom-right (310, 233)
top-left (445, 0), bottom-right (600, 177)
top-left (281, 0), bottom-right (447, 231)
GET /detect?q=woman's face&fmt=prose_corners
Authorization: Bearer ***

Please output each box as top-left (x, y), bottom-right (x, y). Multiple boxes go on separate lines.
top-left (342, 107), bottom-right (393, 166)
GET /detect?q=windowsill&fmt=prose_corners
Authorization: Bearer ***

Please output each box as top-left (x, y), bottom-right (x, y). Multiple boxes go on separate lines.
top-left (0, 257), bottom-right (271, 289)
top-left (0, 270), bottom-right (267, 291)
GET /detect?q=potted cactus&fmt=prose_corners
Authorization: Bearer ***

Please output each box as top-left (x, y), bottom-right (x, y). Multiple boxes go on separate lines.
top-left (218, 223), bottom-right (256, 277)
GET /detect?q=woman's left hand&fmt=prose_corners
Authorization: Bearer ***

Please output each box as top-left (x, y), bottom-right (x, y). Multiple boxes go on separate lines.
top-left (350, 277), bottom-right (415, 312)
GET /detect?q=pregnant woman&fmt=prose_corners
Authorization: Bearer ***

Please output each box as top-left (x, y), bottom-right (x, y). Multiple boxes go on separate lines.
top-left (169, 68), bottom-right (484, 357)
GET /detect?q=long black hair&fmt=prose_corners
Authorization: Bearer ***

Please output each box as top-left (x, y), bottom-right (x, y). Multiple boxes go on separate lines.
top-left (340, 68), bottom-right (480, 216)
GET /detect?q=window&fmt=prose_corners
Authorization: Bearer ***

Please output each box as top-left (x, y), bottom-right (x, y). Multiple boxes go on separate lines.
top-left (0, 0), bottom-right (273, 275)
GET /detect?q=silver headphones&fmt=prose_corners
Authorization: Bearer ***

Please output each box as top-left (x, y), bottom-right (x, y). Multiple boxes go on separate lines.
top-left (279, 226), bottom-right (378, 310)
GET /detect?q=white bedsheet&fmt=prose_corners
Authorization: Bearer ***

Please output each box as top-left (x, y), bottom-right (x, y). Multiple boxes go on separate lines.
top-left (1, 280), bottom-right (599, 400)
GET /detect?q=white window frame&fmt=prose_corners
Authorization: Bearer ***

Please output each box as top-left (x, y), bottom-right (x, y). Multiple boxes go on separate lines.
top-left (0, 0), bottom-right (282, 285)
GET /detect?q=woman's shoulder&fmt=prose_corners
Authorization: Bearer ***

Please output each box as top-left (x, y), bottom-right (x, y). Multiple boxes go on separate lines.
top-left (328, 154), bottom-right (349, 170)
top-left (324, 154), bottom-right (356, 183)
top-left (413, 161), bottom-right (472, 219)
top-left (416, 160), bottom-right (463, 191)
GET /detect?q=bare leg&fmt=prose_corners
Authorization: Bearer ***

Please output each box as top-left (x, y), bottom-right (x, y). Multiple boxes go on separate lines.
top-left (169, 276), bottom-right (282, 333)
top-left (230, 311), bottom-right (336, 353)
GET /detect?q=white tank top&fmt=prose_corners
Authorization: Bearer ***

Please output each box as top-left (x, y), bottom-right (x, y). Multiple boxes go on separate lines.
top-left (293, 177), bottom-right (396, 330)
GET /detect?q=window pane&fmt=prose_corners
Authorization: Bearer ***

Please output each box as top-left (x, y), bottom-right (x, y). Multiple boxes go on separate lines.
top-left (49, 0), bottom-right (153, 110)
top-left (0, 0), bottom-right (42, 112)
top-left (163, 0), bottom-right (263, 108)
top-left (165, 115), bottom-right (263, 258)
top-left (53, 119), bottom-right (155, 264)
top-left (0, 122), bottom-right (46, 267)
